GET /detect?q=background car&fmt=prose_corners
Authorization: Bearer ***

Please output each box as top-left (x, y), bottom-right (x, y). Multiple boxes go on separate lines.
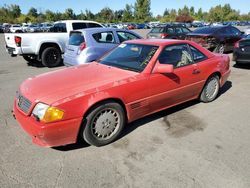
top-left (233, 34), bottom-right (250, 65)
top-left (26, 24), bottom-right (40, 32)
top-left (244, 26), bottom-right (250, 35)
top-left (21, 24), bottom-right (29, 32)
top-left (9, 24), bottom-right (23, 33)
top-left (146, 24), bottom-right (191, 40)
top-left (0, 25), bottom-right (3, 33)
top-left (186, 25), bottom-right (242, 53)
top-left (63, 27), bottom-right (142, 66)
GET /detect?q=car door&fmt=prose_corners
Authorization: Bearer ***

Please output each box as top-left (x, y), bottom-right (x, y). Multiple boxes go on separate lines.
top-left (92, 31), bottom-right (118, 58)
top-left (148, 44), bottom-right (203, 111)
top-left (175, 27), bottom-right (185, 39)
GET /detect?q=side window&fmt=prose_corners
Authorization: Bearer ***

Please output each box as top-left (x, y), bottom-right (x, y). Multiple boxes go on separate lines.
top-left (166, 27), bottom-right (174, 34)
top-left (88, 23), bottom-right (102, 28)
top-left (158, 44), bottom-right (193, 68)
top-left (72, 23), bottom-right (87, 30)
top-left (92, 32), bottom-right (115, 43)
top-left (182, 27), bottom-right (191, 33)
top-left (230, 27), bottom-right (241, 36)
top-left (117, 31), bottom-right (140, 43)
top-left (175, 27), bottom-right (183, 34)
top-left (51, 23), bottom-right (67, 32)
top-left (189, 45), bottom-right (207, 62)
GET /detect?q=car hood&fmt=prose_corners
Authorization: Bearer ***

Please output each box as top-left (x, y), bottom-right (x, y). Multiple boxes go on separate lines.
top-left (19, 63), bottom-right (138, 105)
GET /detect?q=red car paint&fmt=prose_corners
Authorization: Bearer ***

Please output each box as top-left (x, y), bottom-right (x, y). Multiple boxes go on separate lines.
top-left (13, 39), bottom-right (231, 147)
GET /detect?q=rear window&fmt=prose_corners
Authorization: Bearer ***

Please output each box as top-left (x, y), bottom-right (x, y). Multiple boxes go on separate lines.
top-left (88, 23), bottom-right (102, 28)
top-left (192, 27), bottom-right (223, 34)
top-left (72, 23), bottom-right (87, 30)
top-left (69, 32), bottom-right (85, 46)
top-left (151, 27), bottom-right (165, 33)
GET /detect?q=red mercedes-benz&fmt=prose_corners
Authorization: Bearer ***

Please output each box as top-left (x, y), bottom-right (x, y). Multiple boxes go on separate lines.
top-left (13, 39), bottom-right (230, 147)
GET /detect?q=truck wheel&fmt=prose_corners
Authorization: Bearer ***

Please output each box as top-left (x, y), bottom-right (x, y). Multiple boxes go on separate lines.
top-left (41, 47), bottom-right (62, 67)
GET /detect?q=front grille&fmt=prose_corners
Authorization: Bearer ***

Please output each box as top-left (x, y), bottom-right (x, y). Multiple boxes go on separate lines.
top-left (16, 93), bottom-right (32, 114)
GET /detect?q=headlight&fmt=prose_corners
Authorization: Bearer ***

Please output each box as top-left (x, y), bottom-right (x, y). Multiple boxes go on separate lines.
top-left (32, 103), bottom-right (64, 123)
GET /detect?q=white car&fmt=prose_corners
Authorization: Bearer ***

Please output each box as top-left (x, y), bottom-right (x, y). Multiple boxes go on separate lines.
top-left (9, 25), bottom-right (23, 33)
top-left (244, 27), bottom-right (250, 35)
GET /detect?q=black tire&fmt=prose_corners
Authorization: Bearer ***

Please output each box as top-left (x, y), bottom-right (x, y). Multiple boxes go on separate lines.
top-left (41, 47), bottom-right (62, 67)
top-left (82, 102), bottom-right (125, 147)
top-left (200, 75), bottom-right (220, 103)
top-left (213, 44), bottom-right (225, 54)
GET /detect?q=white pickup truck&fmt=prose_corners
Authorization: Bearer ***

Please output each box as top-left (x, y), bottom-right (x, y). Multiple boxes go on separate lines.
top-left (5, 20), bottom-right (103, 67)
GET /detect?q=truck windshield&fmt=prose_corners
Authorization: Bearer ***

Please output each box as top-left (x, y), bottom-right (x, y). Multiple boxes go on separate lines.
top-left (99, 43), bottom-right (158, 72)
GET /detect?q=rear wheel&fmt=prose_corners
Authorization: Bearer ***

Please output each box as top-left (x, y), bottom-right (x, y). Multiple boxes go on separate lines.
top-left (82, 102), bottom-right (125, 146)
top-left (200, 75), bottom-right (220, 103)
top-left (41, 47), bottom-right (62, 67)
top-left (214, 44), bottom-right (225, 54)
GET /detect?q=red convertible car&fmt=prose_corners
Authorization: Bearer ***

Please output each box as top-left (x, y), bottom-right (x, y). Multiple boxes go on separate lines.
top-left (13, 39), bottom-right (231, 147)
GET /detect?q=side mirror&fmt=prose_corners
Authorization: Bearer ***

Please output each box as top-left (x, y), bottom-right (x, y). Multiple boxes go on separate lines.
top-left (155, 63), bottom-right (174, 74)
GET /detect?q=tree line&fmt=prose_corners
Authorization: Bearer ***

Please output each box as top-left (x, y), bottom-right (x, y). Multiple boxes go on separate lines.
top-left (0, 0), bottom-right (250, 24)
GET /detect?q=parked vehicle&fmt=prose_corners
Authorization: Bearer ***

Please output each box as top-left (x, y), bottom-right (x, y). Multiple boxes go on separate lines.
top-left (147, 25), bottom-right (191, 40)
top-left (0, 25), bottom-right (3, 33)
top-left (21, 24), bottom-right (29, 32)
top-left (42, 23), bottom-right (54, 32)
top-left (127, 24), bottom-right (136, 30)
top-left (13, 39), bottom-right (230, 147)
top-left (233, 35), bottom-right (250, 65)
top-left (186, 25), bottom-right (242, 54)
top-left (244, 26), bottom-right (250, 35)
top-left (64, 28), bottom-right (142, 66)
top-left (9, 24), bottom-right (23, 33)
top-left (5, 20), bottom-right (103, 67)
top-left (26, 24), bottom-right (41, 32)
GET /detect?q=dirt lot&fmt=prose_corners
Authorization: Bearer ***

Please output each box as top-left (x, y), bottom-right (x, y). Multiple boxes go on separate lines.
top-left (0, 32), bottom-right (250, 188)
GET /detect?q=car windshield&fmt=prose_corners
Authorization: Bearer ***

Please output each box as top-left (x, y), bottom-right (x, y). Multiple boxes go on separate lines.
top-left (99, 43), bottom-right (158, 72)
top-left (151, 27), bottom-right (165, 33)
top-left (192, 26), bottom-right (223, 34)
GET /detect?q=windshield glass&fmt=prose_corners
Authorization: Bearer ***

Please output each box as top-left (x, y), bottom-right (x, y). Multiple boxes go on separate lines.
top-left (151, 27), bottom-right (165, 33)
top-left (99, 43), bottom-right (158, 72)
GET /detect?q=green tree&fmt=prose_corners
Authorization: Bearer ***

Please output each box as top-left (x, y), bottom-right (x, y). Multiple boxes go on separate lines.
top-left (122, 4), bottom-right (133, 22)
top-left (190, 6), bottom-right (195, 17)
top-left (63, 8), bottom-right (75, 20)
top-left (28, 7), bottom-right (38, 17)
top-left (134, 0), bottom-right (151, 22)
top-left (96, 7), bottom-right (114, 22)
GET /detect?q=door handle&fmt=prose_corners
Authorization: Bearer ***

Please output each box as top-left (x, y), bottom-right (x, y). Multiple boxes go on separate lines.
top-left (192, 69), bottom-right (200, 74)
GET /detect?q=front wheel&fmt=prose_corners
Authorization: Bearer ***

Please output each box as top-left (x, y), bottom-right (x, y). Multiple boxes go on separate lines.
top-left (82, 102), bottom-right (125, 146)
top-left (41, 47), bottom-right (62, 67)
top-left (200, 75), bottom-right (220, 103)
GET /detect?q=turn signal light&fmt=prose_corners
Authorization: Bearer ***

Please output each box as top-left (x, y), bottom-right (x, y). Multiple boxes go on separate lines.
top-left (42, 107), bottom-right (64, 123)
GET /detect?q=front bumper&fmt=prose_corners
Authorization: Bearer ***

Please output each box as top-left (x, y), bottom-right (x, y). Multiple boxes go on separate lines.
top-left (220, 69), bottom-right (231, 87)
top-left (13, 99), bottom-right (83, 147)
